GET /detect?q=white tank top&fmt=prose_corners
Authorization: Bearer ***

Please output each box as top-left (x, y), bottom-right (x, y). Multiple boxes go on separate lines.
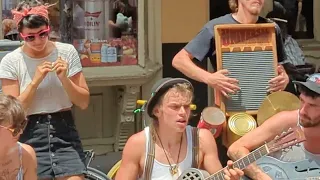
top-left (140, 125), bottom-right (194, 180)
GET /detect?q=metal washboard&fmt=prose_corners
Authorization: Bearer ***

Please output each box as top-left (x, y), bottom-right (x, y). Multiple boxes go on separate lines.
top-left (214, 23), bottom-right (278, 116)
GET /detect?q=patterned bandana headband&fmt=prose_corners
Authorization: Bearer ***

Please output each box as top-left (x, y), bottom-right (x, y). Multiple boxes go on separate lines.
top-left (11, 5), bottom-right (50, 26)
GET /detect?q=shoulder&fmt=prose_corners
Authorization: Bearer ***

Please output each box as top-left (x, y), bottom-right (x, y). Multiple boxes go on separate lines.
top-left (21, 143), bottom-right (36, 160)
top-left (198, 128), bottom-right (217, 149)
top-left (1, 49), bottom-right (23, 63)
top-left (54, 42), bottom-right (79, 63)
top-left (54, 42), bottom-right (74, 49)
top-left (120, 129), bottom-right (146, 167)
top-left (20, 143), bottom-right (37, 178)
top-left (204, 14), bottom-right (235, 33)
top-left (126, 130), bottom-right (146, 147)
top-left (123, 130), bottom-right (146, 158)
top-left (198, 128), bottom-right (214, 140)
top-left (207, 14), bottom-right (235, 26)
top-left (55, 42), bottom-right (76, 51)
top-left (21, 143), bottom-right (37, 166)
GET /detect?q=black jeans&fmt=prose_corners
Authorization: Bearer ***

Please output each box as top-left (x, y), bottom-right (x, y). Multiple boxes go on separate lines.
top-left (19, 110), bottom-right (86, 179)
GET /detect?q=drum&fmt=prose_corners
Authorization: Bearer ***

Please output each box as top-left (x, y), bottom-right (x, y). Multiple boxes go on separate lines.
top-left (197, 107), bottom-right (226, 138)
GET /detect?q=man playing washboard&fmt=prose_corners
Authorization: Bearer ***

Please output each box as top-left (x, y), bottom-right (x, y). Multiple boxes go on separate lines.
top-left (172, 0), bottom-right (289, 98)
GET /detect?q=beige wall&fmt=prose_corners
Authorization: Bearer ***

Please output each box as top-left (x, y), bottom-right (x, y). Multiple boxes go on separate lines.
top-left (161, 0), bottom-right (209, 43)
top-left (160, 0), bottom-right (274, 43)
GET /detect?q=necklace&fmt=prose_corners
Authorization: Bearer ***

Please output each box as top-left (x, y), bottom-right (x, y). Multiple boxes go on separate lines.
top-left (155, 130), bottom-right (183, 176)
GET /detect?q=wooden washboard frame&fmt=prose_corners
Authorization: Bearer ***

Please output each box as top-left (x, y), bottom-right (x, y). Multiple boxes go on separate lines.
top-left (214, 23), bottom-right (278, 117)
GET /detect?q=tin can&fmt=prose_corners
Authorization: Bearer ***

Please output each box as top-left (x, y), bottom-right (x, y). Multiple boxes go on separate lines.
top-left (227, 113), bottom-right (257, 145)
top-left (197, 107), bottom-right (226, 138)
top-left (84, 0), bottom-right (105, 40)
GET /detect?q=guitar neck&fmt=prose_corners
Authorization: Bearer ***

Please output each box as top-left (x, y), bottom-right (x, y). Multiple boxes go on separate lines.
top-left (207, 144), bottom-right (269, 180)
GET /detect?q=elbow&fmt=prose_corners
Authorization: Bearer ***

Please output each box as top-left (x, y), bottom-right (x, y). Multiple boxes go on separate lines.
top-left (227, 142), bottom-right (242, 159)
top-left (227, 144), bottom-right (236, 159)
top-left (227, 141), bottom-right (250, 160)
top-left (78, 94), bottom-right (90, 110)
top-left (172, 53), bottom-right (180, 69)
top-left (78, 102), bottom-right (89, 110)
top-left (172, 49), bottom-right (186, 69)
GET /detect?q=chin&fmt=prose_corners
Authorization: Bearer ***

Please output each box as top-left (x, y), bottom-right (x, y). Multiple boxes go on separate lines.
top-left (175, 125), bottom-right (187, 132)
top-left (249, 8), bottom-right (261, 15)
top-left (31, 46), bottom-right (46, 52)
top-left (300, 119), bottom-right (317, 128)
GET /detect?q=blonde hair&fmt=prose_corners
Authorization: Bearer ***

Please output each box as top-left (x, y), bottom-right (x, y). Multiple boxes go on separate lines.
top-left (0, 94), bottom-right (26, 128)
top-left (229, 0), bottom-right (238, 13)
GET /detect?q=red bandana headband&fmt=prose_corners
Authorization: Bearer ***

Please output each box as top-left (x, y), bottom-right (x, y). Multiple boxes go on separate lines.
top-left (11, 5), bottom-right (49, 25)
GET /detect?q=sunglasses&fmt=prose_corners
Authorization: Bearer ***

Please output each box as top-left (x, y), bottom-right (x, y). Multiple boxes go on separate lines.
top-left (0, 119), bottom-right (28, 137)
top-left (20, 27), bottom-right (50, 42)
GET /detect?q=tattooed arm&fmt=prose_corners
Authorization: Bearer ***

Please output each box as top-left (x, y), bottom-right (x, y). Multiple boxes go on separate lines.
top-left (228, 147), bottom-right (271, 180)
top-left (227, 111), bottom-right (297, 180)
top-left (22, 144), bottom-right (37, 179)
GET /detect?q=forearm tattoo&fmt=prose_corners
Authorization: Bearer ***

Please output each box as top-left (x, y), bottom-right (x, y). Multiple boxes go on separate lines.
top-left (229, 150), bottom-right (263, 180)
top-left (229, 149), bottom-right (244, 160)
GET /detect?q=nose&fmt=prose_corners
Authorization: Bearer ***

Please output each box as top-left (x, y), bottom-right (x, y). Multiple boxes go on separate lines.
top-left (178, 106), bottom-right (187, 115)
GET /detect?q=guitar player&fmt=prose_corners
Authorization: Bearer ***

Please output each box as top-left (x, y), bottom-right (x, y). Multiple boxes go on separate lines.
top-left (228, 73), bottom-right (320, 180)
top-left (115, 78), bottom-right (244, 180)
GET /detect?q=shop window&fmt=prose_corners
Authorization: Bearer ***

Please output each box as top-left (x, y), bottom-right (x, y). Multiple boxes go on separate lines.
top-left (72, 0), bottom-right (138, 67)
top-left (1, 0), bottom-right (138, 67)
top-left (2, 0), bottom-right (19, 40)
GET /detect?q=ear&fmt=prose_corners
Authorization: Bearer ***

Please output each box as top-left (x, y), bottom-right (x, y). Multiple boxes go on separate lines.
top-left (152, 105), bottom-right (161, 117)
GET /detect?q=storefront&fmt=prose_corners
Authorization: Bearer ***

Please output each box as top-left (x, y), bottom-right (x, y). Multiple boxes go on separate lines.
top-left (0, 0), bottom-right (162, 155)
